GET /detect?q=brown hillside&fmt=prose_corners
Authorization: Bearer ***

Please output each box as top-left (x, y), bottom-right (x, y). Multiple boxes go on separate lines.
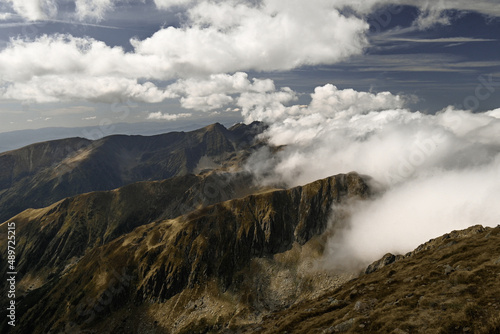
top-left (240, 225), bottom-right (500, 334)
top-left (1, 173), bottom-right (370, 333)
top-left (0, 122), bottom-right (264, 223)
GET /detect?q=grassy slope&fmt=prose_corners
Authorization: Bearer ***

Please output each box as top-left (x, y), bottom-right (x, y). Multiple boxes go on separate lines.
top-left (240, 225), bottom-right (500, 334)
top-left (0, 122), bottom-right (263, 223)
top-left (2, 173), bottom-right (369, 334)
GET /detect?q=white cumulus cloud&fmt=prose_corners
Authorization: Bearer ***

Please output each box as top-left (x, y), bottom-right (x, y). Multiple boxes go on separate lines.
top-left (165, 72), bottom-right (276, 111)
top-left (133, 0), bottom-right (369, 75)
top-left (74, 0), bottom-right (113, 21)
top-left (147, 112), bottom-right (193, 120)
top-left (153, 0), bottom-right (196, 10)
top-left (1, 76), bottom-right (174, 103)
top-left (0, 0), bottom-right (369, 104)
top-left (4, 0), bottom-right (57, 21)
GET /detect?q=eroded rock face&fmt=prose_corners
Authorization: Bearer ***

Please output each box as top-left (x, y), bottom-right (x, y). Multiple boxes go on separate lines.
top-left (134, 172), bottom-right (370, 302)
top-left (0, 172), bottom-right (257, 295)
top-left (6, 172), bottom-right (370, 333)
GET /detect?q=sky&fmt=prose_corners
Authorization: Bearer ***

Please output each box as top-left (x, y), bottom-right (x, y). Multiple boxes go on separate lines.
top-left (0, 0), bottom-right (499, 135)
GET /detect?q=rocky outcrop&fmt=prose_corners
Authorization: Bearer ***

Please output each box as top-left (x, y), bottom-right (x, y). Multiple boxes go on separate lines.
top-left (365, 253), bottom-right (403, 275)
top-left (133, 173), bottom-right (370, 302)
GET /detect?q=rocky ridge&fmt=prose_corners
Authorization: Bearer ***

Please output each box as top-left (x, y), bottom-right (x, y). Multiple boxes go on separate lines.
top-left (0, 122), bottom-right (264, 223)
top-left (0, 172), bottom-right (370, 333)
top-left (0, 172), bottom-right (257, 297)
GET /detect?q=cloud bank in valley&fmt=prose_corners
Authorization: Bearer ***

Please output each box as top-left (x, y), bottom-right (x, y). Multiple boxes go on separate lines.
top-left (242, 81), bottom-right (500, 269)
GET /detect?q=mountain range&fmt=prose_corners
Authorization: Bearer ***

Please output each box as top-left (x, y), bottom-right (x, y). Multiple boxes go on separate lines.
top-left (0, 122), bottom-right (499, 334)
top-left (0, 121), bottom-right (264, 223)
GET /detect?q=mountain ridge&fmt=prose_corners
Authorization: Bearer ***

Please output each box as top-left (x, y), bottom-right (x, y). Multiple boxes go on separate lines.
top-left (0, 172), bottom-right (370, 333)
top-left (0, 172), bottom-right (259, 296)
top-left (0, 121), bottom-right (265, 223)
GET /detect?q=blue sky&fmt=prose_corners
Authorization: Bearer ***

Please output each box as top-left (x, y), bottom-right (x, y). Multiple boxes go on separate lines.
top-left (0, 0), bottom-right (499, 134)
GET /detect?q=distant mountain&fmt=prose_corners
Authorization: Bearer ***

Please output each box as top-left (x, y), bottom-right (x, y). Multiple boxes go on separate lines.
top-left (0, 122), bottom-right (264, 223)
top-left (0, 173), bottom-right (371, 333)
top-left (0, 117), bottom-right (244, 154)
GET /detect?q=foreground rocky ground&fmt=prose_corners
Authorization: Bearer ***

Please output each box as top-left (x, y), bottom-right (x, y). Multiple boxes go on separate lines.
top-left (240, 225), bottom-right (500, 334)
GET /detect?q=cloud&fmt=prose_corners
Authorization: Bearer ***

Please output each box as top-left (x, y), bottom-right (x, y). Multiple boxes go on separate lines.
top-left (324, 158), bottom-right (500, 271)
top-left (133, 0), bottom-right (369, 74)
top-left (308, 84), bottom-right (405, 117)
top-left (247, 93), bottom-right (499, 189)
top-left (1, 0), bottom-right (498, 107)
top-left (41, 105), bottom-right (95, 116)
top-left (243, 83), bottom-right (500, 269)
top-left (73, 0), bottom-right (147, 21)
top-left (165, 72), bottom-right (276, 111)
top-left (0, 36), bottom-right (284, 105)
top-left (486, 108), bottom-right (500, 118)
top-left (0, 13), bottom-right (14, 20)
top-left (241, 84), bottom-right (405, 125)
top-left (0, 34), bottom-right (163, 83)
top-left (146, 112), bottom-right (192, 120)
top-left (4, 0), bottom-right (57, 21)
top-left (0, 0), bottom-right (370, 105)
top-left (2, 75), bottom-right (173, 103)
top-left (74, 0), bottom-right (113, 21)
top-left (0, 35), bottom-right (178, 103)
top-left (412, 3), bottom-right (452, 29)
top-left (3, 0), bottom-right (368, 77)
top-left (0, 0), bottom-right (370, 104)
top-left (153, 0), bottom-right (196, 10)
top-left (334, 53), bottom-right (494, 74)
top-left (386, 37), bottom-right (497, 43)
top-left (6, 0), bottom-right (500, 24)
top-left (334, 0), bottom-right (500, 18)
top-left (4, 0), bottom-right (142, 22)
top-left (238, 88), bottom-right (299, 123)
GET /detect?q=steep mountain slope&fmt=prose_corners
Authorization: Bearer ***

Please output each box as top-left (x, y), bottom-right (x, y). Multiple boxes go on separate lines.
top-left (0, 172), bottom-right (257, 299)
top-left (240, 225), bottom-right (500, 334)
top-left (0, 122), bottom-right (264, 223)
top-left (0, 173), bottom-right (370, 334)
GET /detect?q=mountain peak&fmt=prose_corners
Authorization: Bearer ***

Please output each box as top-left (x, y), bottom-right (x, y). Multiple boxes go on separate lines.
top-left (202, 122), bottom-right (227, 132)
top-left (0, 122), bottom-right (264, 223)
